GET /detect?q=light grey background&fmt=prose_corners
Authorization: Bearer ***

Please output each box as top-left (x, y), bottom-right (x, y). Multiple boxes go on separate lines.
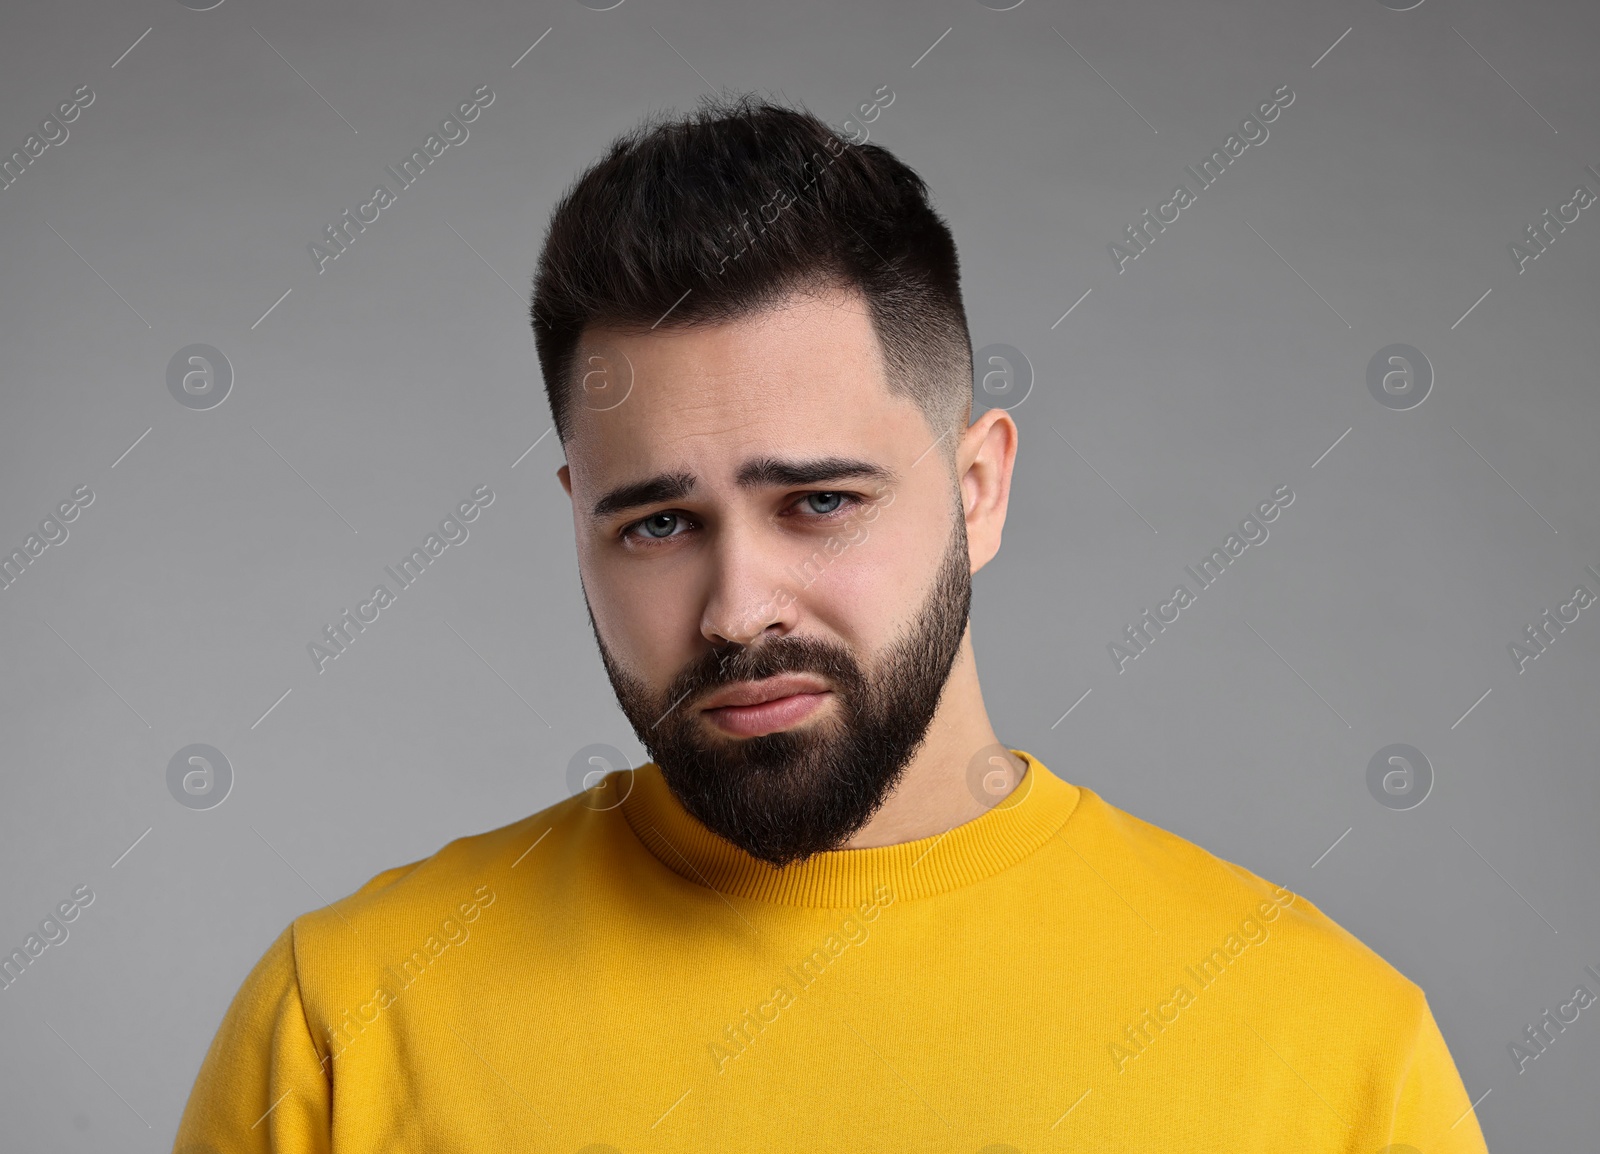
top-left (2, 0), bottom-right (1596, 1148)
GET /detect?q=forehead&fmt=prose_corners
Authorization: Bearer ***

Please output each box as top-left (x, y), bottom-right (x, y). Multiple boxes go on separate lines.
top-left (564, 287), bottom-right (929, 486)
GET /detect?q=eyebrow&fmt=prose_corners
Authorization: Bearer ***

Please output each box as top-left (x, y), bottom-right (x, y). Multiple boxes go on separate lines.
top-left (589, 456), bottom-right (895, 521)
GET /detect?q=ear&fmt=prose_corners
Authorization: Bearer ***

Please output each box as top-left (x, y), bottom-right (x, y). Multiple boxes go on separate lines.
top-left (955, 408), bottom-right (1018, 574)
top-left (558, 463), bottom-right (572, 497)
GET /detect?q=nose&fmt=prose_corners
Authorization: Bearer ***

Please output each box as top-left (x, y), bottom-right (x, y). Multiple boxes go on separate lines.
top-left (699, 523), bottom-right (799, 649)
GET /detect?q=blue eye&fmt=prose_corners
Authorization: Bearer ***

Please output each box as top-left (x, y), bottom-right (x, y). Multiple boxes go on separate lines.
top-left (805, 492), bottom-right (844, 514)
top-left (640, 512), bottom-right (680, 538)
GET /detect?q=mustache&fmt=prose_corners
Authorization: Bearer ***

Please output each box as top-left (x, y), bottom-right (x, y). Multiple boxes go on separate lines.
top-left (668, 635), bottom-right (864, 712)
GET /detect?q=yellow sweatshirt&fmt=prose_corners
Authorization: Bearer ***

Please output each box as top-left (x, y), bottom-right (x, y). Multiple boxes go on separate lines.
top-left (174, 750), bottom-right (1489, 1153)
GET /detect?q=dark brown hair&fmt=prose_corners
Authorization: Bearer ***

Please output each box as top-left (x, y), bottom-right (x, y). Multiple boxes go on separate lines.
top-left (530, 94), bottom-right (972, 453)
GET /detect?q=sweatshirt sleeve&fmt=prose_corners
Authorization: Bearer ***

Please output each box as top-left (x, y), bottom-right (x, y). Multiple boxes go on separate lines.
top-left (172, 923), bottom-right (332, 1154)
top-left (1383, 995), bottom-right (1490, 1154)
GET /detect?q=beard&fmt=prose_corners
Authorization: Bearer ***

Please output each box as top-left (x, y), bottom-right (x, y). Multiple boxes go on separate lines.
top-left (590, 510), bottom-right (973, 869)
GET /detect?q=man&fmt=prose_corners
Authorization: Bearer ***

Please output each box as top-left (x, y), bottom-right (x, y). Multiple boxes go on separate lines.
top-left (175, 97), bottom-right (1488, 1153)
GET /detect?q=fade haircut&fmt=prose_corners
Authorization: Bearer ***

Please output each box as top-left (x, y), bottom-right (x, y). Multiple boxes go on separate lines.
top-left (530, 94), bottom-right (973, 459)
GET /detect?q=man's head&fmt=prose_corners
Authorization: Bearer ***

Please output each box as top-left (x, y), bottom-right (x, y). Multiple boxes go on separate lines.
top-left (532, 97), bottom-right (1017, 868)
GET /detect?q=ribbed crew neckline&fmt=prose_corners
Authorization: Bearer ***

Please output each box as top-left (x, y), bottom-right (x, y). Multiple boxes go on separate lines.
top-left (617, 749), bottom-right (1081, 907)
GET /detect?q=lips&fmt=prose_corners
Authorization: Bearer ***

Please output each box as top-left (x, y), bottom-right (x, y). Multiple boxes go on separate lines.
top-left (698, 675), bottom-right (833, 737)
top-left (698, 674), bottom-right (830, 711)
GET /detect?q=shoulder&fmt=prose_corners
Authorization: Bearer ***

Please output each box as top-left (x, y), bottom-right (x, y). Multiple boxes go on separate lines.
top-left (1065, 784), bottom-right (1427, 1019)
top-left (283, 786), bottom-right (625, 987)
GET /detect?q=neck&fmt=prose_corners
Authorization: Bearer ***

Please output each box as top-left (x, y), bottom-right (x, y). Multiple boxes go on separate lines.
top-left (843, 629), bottom-right (1022, 849)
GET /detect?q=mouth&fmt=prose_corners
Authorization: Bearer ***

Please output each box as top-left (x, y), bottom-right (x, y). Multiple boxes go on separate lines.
top-left (698, 674), bottom-right (833, 737)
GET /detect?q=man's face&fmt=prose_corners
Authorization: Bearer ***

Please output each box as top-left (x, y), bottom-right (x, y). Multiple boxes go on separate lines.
top-left (558, 285), bottom-right (973, 867)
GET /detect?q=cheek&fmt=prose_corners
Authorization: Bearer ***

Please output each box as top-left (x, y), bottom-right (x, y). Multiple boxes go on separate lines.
top-left (584, 551), bottom-right (701, 676)
top-left (805, 500), bottom-right (954, 642)
top-left (809, 563), bottom-right (888, 638)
